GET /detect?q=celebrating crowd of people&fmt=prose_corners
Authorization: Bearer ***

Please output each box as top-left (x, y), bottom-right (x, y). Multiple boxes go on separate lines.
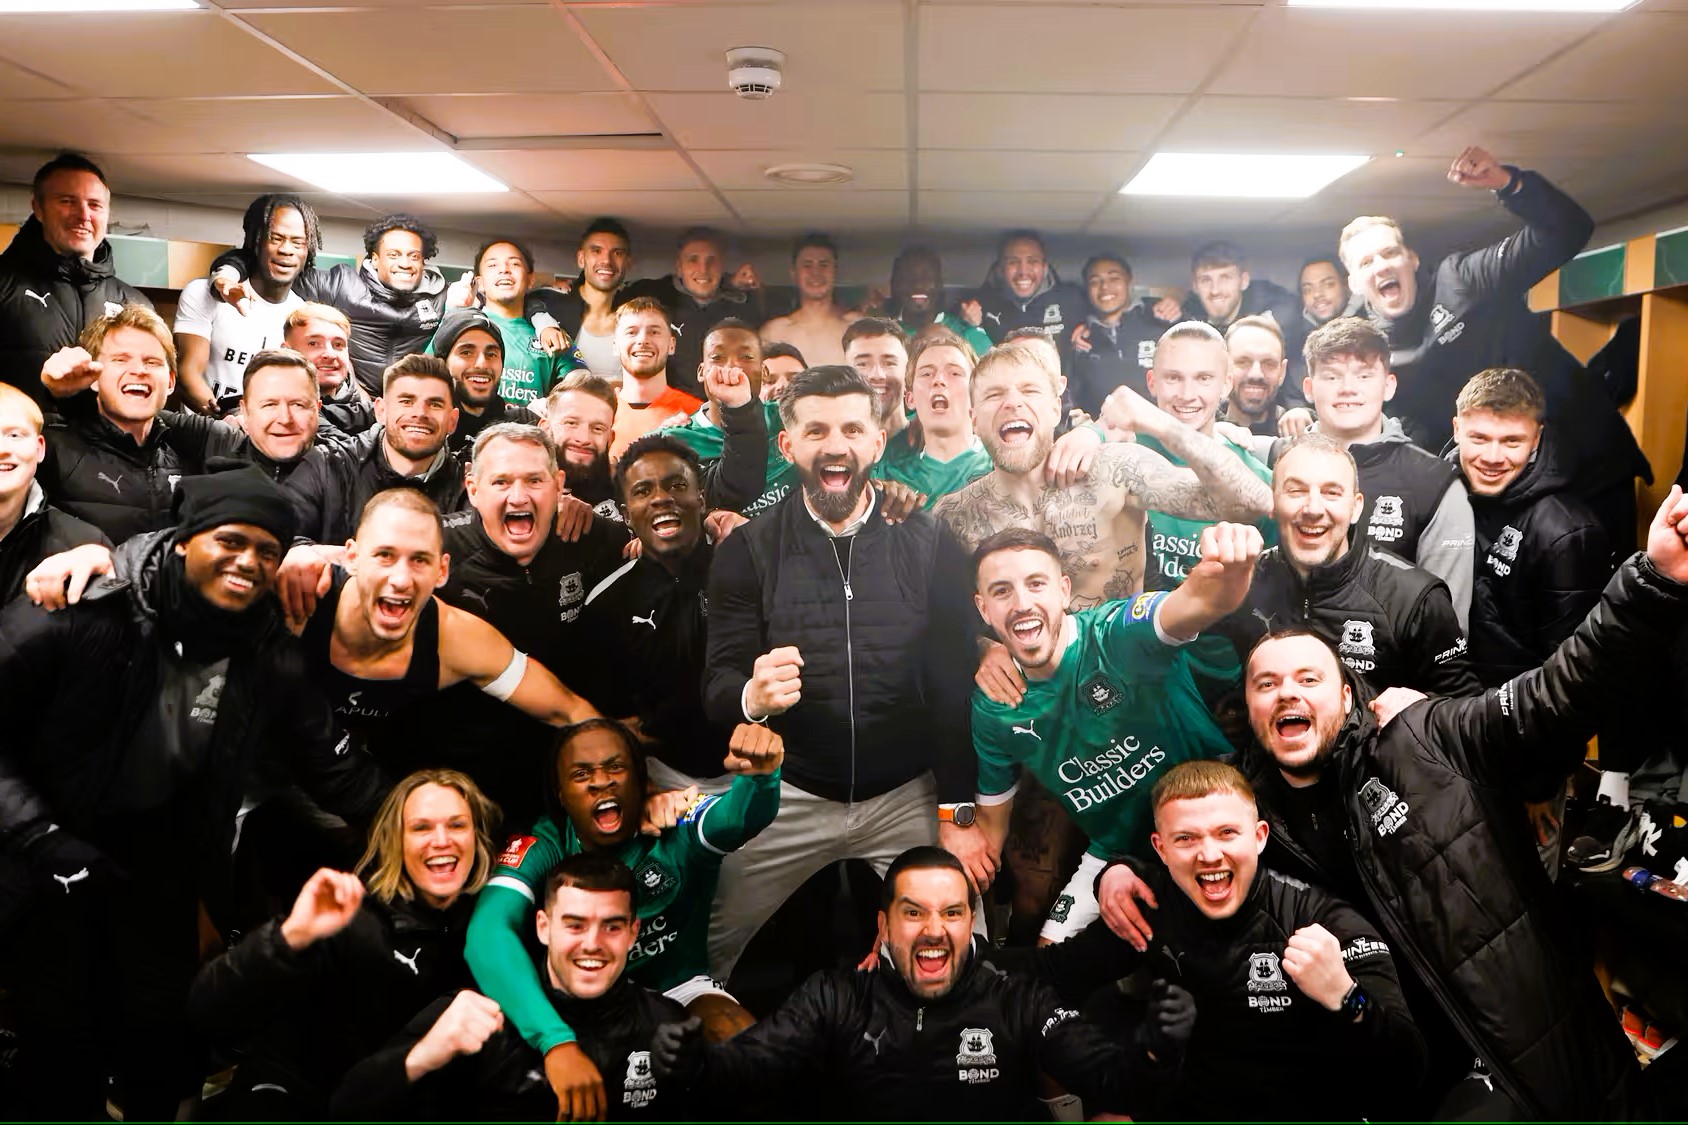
top-left (0, 141), bottom-right (1679, 1121)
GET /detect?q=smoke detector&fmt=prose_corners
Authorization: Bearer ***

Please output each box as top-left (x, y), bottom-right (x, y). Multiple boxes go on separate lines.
top-left (726, 46), bottom-right (785, 100)
top-left (764, 163), bottom-right (854, 186)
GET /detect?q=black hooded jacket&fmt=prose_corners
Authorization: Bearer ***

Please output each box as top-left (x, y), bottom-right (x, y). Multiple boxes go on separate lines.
top-left (0, 481), bottom-right (109, 604)
top-left (0, 531), bottom-right (386, 913)
top-left (1239, 552), bottom-right (1688, 1117)
top-left (332, 978), bottom-right (687, 1120)
top-left (973, 267), bottom-right (1087, 356)
top-left (0, 216), bottom-right (151, 406)
top-left (1365, 169), bottom-right (1646, 496)
top-left (991, 863), bottom-right (1425, 1120)
top-left (1243, 539), bottom-right (1478, 696)
top-left (1451, 430), bottom-right (1611, 686)
top-left (188, 894), bottom-right (475, 1112)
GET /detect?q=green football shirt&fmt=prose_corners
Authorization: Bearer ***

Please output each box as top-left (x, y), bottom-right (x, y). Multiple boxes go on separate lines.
top-left (875, 433), bottom-right (993, 508)
top-left (425, 309), bottom-right (585, 409)
top-left (972, 594), bottom-right (1236, 859)
top-left (466, 771), bottom-right (780, 1053)
top-left (1137, 433), bottom-right (1276, 589)
top-left (661, 401), bottom-right (797, 517)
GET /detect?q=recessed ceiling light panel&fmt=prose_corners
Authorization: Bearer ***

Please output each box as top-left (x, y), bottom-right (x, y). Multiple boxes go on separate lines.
top-left (248, 152), bottom-right (507, 195)
top-left (764, 162), bottom-right (855, 186)
top-left (1120, 153), bottom-right (1371, 199)
top-left (0, 0), bottom-right (200, 8)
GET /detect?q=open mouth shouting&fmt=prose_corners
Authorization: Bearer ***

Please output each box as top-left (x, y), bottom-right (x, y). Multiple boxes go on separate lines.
top-left (591, 797), bottom-right (623, 836)
top-left (649, 511), bottom-right (685, 541)
top-left (816, 461), bottom-right (856, 493)
top-left (119, 380), bottom-right (155, 401)
top-left (1007, 610), bottom-right (1046, 649)
top-left (998, 419), bottom-right (1034, 446)
top-left (912, 940), bottom-right (952, 980)
top-left (926, 391), bottom-right (951, 415)
top-left (420, 852), bottom-right (462, 890)
top-left (1194, 867), bottom-right (1235, 904)
top-left (1272, 707), bottom-right (1314, 745)
top-left (501, 503), bottom-right (537, 544)
top-left (373, 591), bottom-right (414, 630)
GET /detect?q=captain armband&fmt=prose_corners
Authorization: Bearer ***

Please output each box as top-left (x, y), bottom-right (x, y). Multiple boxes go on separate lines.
top-left (481, 649), bottom-right (529, 701)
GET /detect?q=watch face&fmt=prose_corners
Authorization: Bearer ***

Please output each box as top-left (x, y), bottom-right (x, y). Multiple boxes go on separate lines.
top-left (953, 805), bottom-right (976, 827)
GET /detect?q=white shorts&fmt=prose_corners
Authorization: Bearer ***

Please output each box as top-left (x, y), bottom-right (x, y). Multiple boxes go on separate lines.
top-left (1039, 852), bottom-right (1107, 943)
top-left (663, 973), bottom-right (737, 1008)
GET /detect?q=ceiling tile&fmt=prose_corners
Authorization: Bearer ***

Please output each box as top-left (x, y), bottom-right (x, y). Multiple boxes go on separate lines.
top-left (0, 58), bottom-right (74, 100)
top-left (1496, 12), bottom-right (1688, 101)
top-left (917, 191), bottom-right (1101, 232)
top-left (1208, 7), bottom-right (1604, 99)
top-left (726, 189), bottom-right (908, 224)
top-left (243, 9), bottom-right (617, 95)
top-left (0, 99), bottom-right (162, 155)
top-left (919, 94), bottom-right (1182, 151)
top-left (918, 150), bottom-right (1140, 193)
top-left (87, 152), bottom-right (299, 195)
top-left (1414, 100), bottom-right (1673, 162)
top-left (1163, 96), bottom-right (1463, 153)
top-left (119, 97), bottom-right (424, 154)
top-left (0, 11), bottom-right (337, 97)
top-left (920, 4), bottom-right (1253, 95)
top-left (1088, 195), bottom-right (1298, 240)
top-left (466, 149), bottom-right (703, 192)
top-left (691, 149), bottom-right (907, 191)
top-left (399, 93), bottom-right (657, 140)
top-left (529, 189), bottom-right (732, 227)
top-left (576, 3), bottom-right (904, 93)
top-left (647, 91), bottom-right (904, 149)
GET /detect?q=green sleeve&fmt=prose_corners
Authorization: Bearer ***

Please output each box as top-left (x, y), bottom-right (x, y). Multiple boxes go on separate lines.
top-left (464, 834), bottom-right (576, 1053)
top-left (686, 770), bottom-right (781, 857)
top-left (972, 697), bottom-right (1018, 799)
top-left (1097, 594), bottom-right (1181, 675)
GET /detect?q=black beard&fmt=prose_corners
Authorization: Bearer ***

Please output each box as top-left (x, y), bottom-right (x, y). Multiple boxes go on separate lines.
top-left (800, 460), bottom-right (868, 524)
top-left (562, 453), bottom-right (613, 505)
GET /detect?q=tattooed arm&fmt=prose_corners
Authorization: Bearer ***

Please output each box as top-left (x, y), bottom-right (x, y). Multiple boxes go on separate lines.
top-left (1101, 437), bottom-right (1271, 524)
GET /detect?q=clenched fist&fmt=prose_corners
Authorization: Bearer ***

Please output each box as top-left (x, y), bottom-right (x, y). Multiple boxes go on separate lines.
top-left (745, 646), bottom-right (803, 719)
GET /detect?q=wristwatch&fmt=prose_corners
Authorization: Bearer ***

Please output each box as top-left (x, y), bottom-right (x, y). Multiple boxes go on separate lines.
top-left (937, 802), bottom-right (977, 827)
top-left (1338, 981), bottom-right (1370, 1023)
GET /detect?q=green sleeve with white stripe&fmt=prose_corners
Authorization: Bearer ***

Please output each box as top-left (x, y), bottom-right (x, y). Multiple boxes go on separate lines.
top-left (684, 770), bottom-right (781, 859)
top-left (465, 832), bottom-right (575, 1053)
top-left (971, 696), bottom-right (1018, 799)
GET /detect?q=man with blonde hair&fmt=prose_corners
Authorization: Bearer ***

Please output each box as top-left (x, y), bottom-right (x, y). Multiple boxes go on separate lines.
top-left (36, 304), bottom-right (244, 542)
top-left (0, 382), bottom-right (107, 602)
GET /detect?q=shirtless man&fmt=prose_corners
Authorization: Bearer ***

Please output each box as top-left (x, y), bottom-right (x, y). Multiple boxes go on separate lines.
top-left (759, 233), bottom-right (859, 367)
top-left (934, 339), bottom-right (1273, 608)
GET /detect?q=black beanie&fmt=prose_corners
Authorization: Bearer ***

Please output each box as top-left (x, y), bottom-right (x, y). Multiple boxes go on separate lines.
top-left (432, 307), bottom-right (506, 360)
top-left (172, 465), bottom-right (297, 545)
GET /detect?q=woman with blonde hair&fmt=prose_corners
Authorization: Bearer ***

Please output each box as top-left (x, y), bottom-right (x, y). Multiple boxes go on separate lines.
top-left (188, 769), bottom-right (500, 1119)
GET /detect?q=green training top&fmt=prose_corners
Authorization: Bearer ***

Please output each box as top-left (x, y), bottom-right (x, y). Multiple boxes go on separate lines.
top-left (875, 432), bottom-right (993, 508)
top-left (465, 770), bottom-right (781, 1054)
top-left (661, 401), bottom-right (797, 518)
top-left (901, 311), bottom-right (993, 359)
top-left (972, 594), bottom-right (1235, 860)
top-left (1137, 433), bottom-right (1276, 590)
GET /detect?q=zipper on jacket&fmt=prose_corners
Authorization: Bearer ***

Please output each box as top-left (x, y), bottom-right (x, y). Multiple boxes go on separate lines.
top-left (833, 539), bottom-right (857, 803)
top-left (916, 1006), bottom-right (924, 1031)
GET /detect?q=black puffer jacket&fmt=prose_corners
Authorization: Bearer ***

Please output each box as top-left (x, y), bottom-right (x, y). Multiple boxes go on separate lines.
top-left (703, 494), bottom-right (978, 803)
top-left (1243, 539), bottom-right (1478, 695)
top-left (0, 481), bottom-right (109, 604)
top-left (284, 426), bottom-right (468, 545)
top-left (39, 408), bottom-right (244, 544)
top-left (682, 948), bottom-right (1150, 1118)
top-left (0, 531), bottom-right (385, 909)
top-left (995, 864), bottom-right (1424, 1120)
top-left (1241, 552), bottom-right (1688, 1118)
top-left (332, 978), bottom-right (687, 1120)
top-left (189, 894), bottom-right (475, 1113)
top-left (213, 251), bottom-right (447, 397)
top-left (974, 269), bottom-right (1086, 353)
top-left (1066, 310), bottom-right (1162, 416)
top-left (1454, 429), bottom-right (1611, 685)
top-left (0, 217), bottom-right (151, 406)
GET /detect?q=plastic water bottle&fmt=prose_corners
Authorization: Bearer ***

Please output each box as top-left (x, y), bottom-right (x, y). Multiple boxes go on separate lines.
top-left (1624, 866), bottom-right (1688, 902)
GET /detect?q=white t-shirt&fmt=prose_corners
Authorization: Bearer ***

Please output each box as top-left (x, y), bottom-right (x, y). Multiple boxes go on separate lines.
top-left (573, 327), bottom-right (619, 380)
top-left (172, 278), bottom-right (303, 403)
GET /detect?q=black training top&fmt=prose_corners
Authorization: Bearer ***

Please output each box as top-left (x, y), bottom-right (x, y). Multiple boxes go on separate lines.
top-left (302, 567), bottom-right (442, 738)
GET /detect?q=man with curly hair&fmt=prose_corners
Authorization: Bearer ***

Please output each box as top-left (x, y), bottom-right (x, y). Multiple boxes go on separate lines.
top-left (208, 212), bottom-right (449, 396)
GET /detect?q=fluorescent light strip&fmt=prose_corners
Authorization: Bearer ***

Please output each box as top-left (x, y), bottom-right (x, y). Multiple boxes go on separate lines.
top-left (1120, 153), bottom-right (1371, 199)
top-left (1289, 0), bottom-right (1637, 11)
top-left (0, 0), bottom-right (200, 10)
top-left (248, 152), bottom-right (507, 195)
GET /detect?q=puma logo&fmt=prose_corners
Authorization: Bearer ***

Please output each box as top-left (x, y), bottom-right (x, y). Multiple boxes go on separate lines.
top-left (53, 868), bottom-right (90, 893)
top-left (985, 311), bottom-right (1002, 325)
top-left (392, 947), bottom-right (420, 975)
top-left (862, 1027), bottom-right (889, 1056)
top-left (96, 472), bottom-right (124, 493)
top-left (23, 289), bottom-right (49, 308)
top-left (631, 613), bottom-right (657, 630)
top-left (460, 588), bottom-right (489, 610)
top-left (1252, 607), bottom-right (1273, 629)
top-left (1011, 720), bottom-right (1041, 741)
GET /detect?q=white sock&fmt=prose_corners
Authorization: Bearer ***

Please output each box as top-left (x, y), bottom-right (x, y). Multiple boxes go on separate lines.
top-left (1041, 1094), bottom-right (1083, 1121)
top-left (1598, 770), bottom-right (1631, 809)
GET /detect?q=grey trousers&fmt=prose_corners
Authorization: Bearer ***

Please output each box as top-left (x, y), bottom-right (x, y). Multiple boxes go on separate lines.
top-left (707, 771), bottom-right (938, 981)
